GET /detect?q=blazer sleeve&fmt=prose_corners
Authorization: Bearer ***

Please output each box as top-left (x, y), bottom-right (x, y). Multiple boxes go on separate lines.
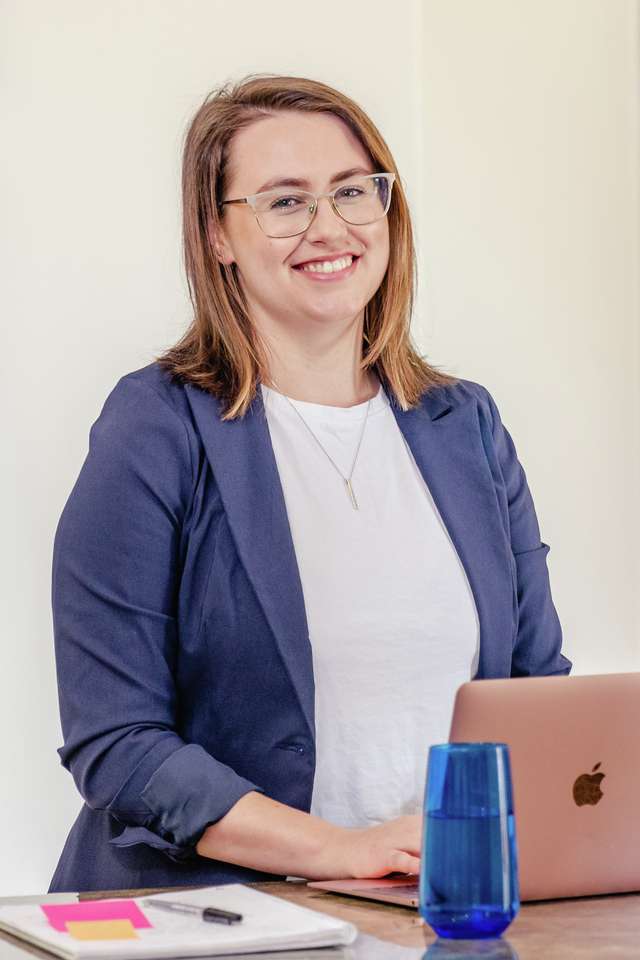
top-left (476, 385), bottom-right (571, 678)
top-left (52, 375), bottom-right (263, 861)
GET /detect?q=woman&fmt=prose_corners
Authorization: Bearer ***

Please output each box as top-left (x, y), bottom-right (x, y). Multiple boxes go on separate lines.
top-left (50, 74), bottom-right (570, 893)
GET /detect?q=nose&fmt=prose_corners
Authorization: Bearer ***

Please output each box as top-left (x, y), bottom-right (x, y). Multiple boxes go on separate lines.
top-left (303, 195), bottom-right (350, 244)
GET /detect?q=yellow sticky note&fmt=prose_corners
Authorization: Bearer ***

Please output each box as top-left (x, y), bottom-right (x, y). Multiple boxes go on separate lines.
top-left (65, 919), bottom-right (138, 940)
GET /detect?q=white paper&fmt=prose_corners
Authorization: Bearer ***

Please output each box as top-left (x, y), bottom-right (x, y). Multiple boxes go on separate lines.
top-left (0, 885), bottom-right (358, 959)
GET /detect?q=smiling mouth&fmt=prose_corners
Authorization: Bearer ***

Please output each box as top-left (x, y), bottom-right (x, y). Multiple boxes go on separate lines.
top-left (292, 254), bottom-right (360, 276)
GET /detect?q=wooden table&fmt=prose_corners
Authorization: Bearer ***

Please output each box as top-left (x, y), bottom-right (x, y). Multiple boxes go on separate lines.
top-left (1, 881), bottom-right (640, 959)
top-left (260, 881), bottom-right (640, 957)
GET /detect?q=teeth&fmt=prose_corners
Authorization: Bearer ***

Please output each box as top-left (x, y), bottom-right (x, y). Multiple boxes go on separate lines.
top-left (299, 255), bottom-right (354, 274)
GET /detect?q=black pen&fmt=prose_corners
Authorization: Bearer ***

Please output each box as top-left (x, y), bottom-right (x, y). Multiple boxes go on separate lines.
top-left (143, 898), bottom-right (243, 925)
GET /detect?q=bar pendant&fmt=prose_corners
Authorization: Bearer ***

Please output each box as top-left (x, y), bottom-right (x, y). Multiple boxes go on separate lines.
top-left (345, 478), bottom-right (359, 510)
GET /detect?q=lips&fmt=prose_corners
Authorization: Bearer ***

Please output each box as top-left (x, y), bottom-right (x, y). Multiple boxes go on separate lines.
top-left (292, 253), bottom-right (360, 269)
top-left (291, 254), bottom-right (360, 282)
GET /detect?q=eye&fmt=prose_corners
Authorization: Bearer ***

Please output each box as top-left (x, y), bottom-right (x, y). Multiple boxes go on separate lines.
top-left (336, 186), bottom-right (365, 200)
top-left (270, 195), bottom-right (306, 210)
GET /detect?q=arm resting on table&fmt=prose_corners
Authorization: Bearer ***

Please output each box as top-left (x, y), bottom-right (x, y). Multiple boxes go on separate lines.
top-left (196, 791), bottom-right (344, 878)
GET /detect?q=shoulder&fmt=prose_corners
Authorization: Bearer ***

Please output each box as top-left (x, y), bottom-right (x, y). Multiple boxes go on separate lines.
top-left (109, 361), bottom-right (194, 425)
top-left (418, 377), bottom-right (500, 426)
top-left (91, 363), bottom-right (199, 483)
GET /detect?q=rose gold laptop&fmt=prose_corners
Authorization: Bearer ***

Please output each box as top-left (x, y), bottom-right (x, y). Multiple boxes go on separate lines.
top-left (308, 673), bottom-right (640, 905)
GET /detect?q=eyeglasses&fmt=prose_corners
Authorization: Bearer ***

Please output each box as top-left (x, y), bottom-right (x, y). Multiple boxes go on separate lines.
top-left (219, 172), bottom-right (396, 239)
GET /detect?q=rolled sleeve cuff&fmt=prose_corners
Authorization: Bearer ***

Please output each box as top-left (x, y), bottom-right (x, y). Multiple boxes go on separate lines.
top-left (109, 825), bottom-right (198, 862)
top-left (109, 743), bottom-right (264, 860)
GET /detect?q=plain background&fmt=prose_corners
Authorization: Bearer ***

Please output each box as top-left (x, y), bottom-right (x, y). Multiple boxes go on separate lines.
top-left (2, 0), bottom-right (638, 895)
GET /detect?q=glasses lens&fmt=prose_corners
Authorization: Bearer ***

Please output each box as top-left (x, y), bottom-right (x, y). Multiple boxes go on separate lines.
top-left (334, 175), bottom-right (393, 225)
top-left (254, 191), bottom-right (315, 238)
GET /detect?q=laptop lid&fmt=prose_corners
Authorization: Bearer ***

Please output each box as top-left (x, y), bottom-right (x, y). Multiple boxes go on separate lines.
top-left (449, 672), bottom-right (640, 900)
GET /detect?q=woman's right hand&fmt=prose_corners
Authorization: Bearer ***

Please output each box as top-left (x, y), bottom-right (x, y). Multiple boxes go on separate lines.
top-left (327, 814), bottom-right (422, 879)
top-left (195, 791), bottom-right (421, 881)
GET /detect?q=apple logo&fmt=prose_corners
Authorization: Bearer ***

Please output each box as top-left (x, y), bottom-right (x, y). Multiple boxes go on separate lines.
top-left (573, 762), bottom-right (605, 806)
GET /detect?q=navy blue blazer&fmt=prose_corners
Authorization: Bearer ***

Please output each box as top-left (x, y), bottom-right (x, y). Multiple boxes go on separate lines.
top-left (49, 362), bottom-right (570, 892)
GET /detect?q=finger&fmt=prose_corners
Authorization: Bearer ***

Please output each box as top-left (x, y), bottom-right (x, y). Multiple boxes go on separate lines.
top-left (389, 850), bottom-right (421, 875)
top-left (395, 842), bottom-right (422, 856)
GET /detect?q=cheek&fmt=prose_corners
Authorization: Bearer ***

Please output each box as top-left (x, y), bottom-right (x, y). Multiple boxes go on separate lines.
top-left (357, 223), bottom-right (389, 264)
top-left (377, 224), bottom-right (391, 262)
top-left (236, 239), bottom-right (296, 286)
top-left (256, 239), bottom-right (298, 277)
top-left (365, 227), bottom-right (390, 280)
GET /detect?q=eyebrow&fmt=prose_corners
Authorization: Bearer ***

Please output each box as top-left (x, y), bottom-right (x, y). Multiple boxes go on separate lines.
top-left (254, 166), bottom-right (374, 195)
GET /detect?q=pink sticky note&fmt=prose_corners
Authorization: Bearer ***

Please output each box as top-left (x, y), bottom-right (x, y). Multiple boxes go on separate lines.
top-left (41, 900), bottom-right (151, 933)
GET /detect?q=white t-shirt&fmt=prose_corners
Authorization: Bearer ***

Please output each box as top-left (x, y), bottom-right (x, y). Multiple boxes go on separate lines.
top-left (260, 380), bottom-right (479, 828)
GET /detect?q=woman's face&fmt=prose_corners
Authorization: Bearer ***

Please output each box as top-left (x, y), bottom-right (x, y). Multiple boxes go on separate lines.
top-left (215, 111), bottom-right (390, 338)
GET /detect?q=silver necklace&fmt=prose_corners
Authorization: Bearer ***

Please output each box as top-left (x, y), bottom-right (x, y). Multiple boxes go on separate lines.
top-left (268, 379), bottom-right (373, 510)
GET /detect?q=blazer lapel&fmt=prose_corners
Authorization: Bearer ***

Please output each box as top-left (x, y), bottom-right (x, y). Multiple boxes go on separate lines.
top-left (185, 384), bottom-right (315, 741)
top-left (387, 389), bottom-right (516, 678)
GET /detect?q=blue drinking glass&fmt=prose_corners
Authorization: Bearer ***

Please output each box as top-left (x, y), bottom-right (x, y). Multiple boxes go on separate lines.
top-left (420, 743), bottom-right (519, 939)
top-left (423, 937), bottom-right (519, 958)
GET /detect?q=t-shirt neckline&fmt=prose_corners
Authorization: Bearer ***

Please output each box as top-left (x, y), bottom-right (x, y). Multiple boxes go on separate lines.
top-left (260, 380), bottom-right (388, 422)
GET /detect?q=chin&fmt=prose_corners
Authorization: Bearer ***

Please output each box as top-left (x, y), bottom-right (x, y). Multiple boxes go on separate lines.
top-left (302, 296), bottom-right (369, 325)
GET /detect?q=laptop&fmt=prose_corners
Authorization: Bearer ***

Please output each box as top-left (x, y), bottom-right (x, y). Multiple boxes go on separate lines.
top-left (308, 672), bottom-right (640, 904)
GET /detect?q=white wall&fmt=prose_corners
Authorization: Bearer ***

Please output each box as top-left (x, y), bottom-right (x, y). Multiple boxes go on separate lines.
top-left (1, 0), bottom-right (638, 895)
top-left (419, 0), bottom-right (640, 675)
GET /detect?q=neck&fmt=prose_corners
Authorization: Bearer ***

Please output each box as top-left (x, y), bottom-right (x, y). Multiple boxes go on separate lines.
top-left (267, 368), bottom-right (379, 407)
top-left (255, 309), bottom-right (378, 408)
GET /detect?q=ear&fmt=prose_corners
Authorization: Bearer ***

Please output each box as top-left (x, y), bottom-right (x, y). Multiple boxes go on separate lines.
top-left (208, 222), bottom-right (235, 266)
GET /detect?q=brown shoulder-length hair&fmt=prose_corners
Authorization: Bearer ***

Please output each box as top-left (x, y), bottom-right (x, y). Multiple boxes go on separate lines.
top-left (157, 74), bottom-right (456, 420)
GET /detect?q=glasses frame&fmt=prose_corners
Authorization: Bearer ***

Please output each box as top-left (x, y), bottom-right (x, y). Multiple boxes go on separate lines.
top-left (219, 172), bottom-right (396, 238)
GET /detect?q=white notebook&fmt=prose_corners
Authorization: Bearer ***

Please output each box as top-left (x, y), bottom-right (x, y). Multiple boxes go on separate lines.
top-left (0, 885), bottom-right (358, 959)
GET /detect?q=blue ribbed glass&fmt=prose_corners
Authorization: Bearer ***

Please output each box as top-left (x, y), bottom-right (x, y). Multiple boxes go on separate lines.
top-left (424, 937), bottom-right (519, 958)
top-left (420, 743), bottom-right (519, 939)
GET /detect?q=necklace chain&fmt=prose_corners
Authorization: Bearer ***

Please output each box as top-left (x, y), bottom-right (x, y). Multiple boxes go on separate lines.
top-left (267, 379), bottom-right (373, 510)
